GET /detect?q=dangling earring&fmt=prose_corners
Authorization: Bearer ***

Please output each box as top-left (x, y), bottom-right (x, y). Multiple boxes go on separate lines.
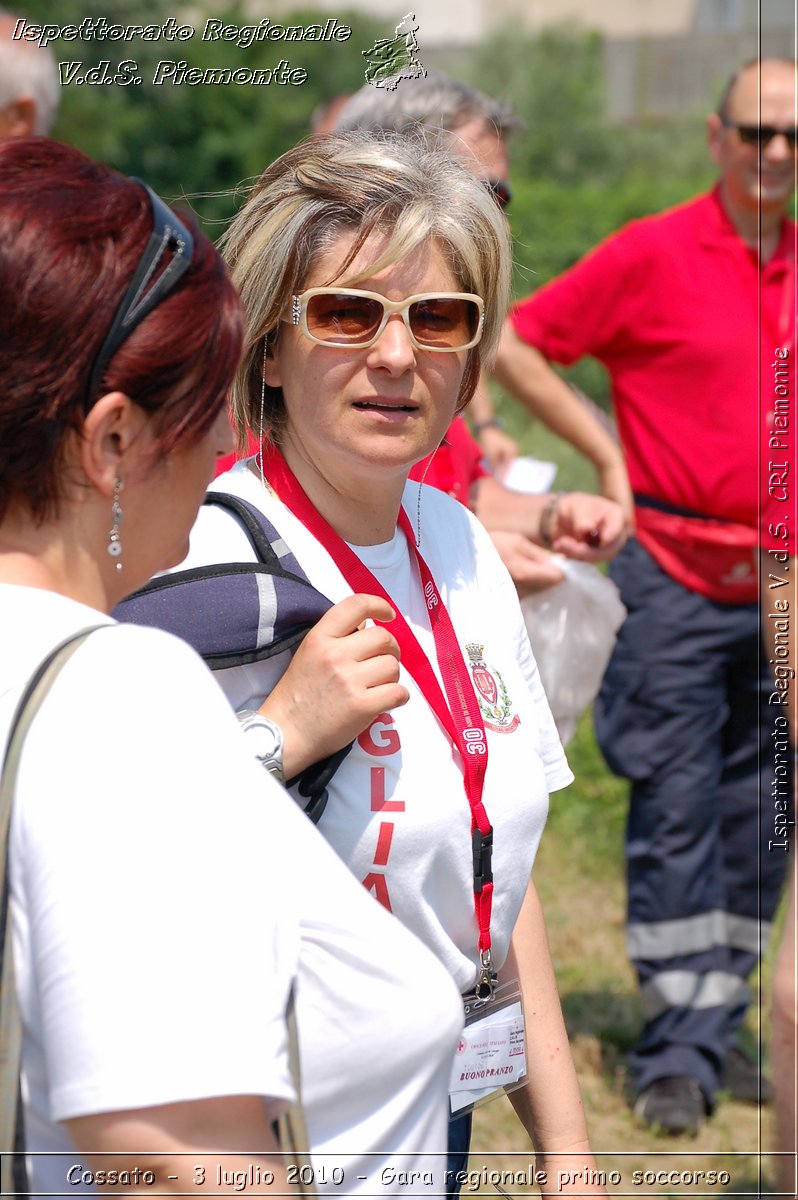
top-left (107, 477), bottom-right (123, 572)
top-left (258, 338), bottom-right (268, 494)
top-left (415, 443), bottom-right (439, 548)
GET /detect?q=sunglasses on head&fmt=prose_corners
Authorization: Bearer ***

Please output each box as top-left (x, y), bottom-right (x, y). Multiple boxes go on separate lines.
top-left (487, 178), bottom-right (513, 211)
top-left (288, 288), bottom-right (485, 352)
top-left (85, 180), bottom-right (194, 412)
top-left (720, 116), bottom-right (798, 149)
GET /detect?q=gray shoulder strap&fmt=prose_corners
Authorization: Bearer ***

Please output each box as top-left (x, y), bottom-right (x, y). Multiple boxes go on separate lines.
top-left (1, 627), bottom-right (102, 1196)
top-left (275, 981), bottom-right (316, 1195)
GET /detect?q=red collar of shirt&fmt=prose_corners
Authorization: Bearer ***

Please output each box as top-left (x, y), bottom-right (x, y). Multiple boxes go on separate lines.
top-left (700, 184), bottom-right (796, 271)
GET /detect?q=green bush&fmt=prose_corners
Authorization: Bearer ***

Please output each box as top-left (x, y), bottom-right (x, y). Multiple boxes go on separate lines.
top-left (30, 9), bottom-right (737, 322)
top-left (23, 0), bottom-right (384, 223)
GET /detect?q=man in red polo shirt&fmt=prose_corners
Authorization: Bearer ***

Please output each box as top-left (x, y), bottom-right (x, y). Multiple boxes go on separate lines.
top-left (497, 58), bottom-right (796, 1133)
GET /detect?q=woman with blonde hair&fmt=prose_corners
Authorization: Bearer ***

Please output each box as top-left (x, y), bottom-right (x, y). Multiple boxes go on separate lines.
top-left (127, 131), bottom-right (608, 1197)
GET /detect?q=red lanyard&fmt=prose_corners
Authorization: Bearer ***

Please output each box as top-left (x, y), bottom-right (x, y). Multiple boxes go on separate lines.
top-left (263, 445), bottom-right (495, 973)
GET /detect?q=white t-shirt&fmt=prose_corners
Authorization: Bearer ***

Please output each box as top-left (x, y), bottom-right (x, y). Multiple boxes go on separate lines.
top-left (181, 462), bottom-right (573, 994)
top-left (0, 583), bottom-right (462, 1197)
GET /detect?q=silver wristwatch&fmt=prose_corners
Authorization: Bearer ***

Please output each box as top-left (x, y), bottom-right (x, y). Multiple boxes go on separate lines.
top-left (236, 709), bottom-right (285, 785)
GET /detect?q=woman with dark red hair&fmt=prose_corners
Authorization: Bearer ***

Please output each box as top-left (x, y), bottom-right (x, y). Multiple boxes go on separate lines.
top-left (0, 139), bottom-right (462, 1197)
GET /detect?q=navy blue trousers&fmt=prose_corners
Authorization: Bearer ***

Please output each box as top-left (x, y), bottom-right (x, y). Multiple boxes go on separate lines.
top-left (595, 539), bottom-right (789, 1104)
top-left (446, 1112), bottom-right (472, 1198)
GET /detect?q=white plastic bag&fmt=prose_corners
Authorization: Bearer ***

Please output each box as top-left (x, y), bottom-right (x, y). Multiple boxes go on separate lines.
top-left (498, 455), bottom-right (558, 495)
top-left (521, 558), bottom-right (626, 745)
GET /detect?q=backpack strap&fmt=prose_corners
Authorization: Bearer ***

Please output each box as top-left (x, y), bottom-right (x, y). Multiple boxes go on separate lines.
top-left (1, 626), bottom-right (104, 1198)
top-left (114, 494), bottom-right (351, 824)
top-left (275, 981), bottom-right (316, 1196)
top-left (116, 493), bottom-right (333, 670)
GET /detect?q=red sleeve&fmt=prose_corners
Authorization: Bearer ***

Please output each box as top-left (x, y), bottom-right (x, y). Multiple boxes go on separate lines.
top-left (409, 416), bottom-right (488, 508)
top-left (511, 226), bottom-right (642, 366)
top-left (214, 430), bottom-right (259, 478)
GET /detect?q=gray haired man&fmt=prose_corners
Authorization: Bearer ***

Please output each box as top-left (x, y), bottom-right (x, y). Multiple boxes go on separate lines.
top-left (0, 9), bottom-right (59, 138)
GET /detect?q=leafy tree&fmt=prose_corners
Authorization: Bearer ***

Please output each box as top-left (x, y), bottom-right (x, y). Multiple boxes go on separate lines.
top-left (20, 2), bottom-right (724, 408)
top-left (449, 24), bottom-right (717, 407)
top-left (463, 26), bottom-right (618, 186)
top-left (19, 2), bottom-right (384, 223)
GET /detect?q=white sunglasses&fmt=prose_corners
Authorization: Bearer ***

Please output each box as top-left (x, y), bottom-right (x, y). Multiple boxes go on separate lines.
top-left (287, 288), bottom-right (485, 352)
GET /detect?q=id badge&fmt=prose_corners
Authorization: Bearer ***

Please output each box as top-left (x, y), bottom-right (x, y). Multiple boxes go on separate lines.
top-left (448, 977), bottom-right (527, 1118)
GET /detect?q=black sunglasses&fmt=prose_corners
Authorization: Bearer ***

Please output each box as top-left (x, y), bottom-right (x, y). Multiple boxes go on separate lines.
top-left (720, 116), bottom-right (798, 150)
top-left (486, 178), bottom-right (513, 211)
top-left (85, 180), bottom-right (194, 411)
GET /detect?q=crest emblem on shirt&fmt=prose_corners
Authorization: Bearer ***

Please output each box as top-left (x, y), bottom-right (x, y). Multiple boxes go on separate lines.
top-left (465, 643), bottom-right (520, 734)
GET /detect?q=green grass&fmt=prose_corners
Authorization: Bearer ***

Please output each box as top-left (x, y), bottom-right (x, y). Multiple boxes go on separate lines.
top-left (543, 711), bottom-right (627, 878)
